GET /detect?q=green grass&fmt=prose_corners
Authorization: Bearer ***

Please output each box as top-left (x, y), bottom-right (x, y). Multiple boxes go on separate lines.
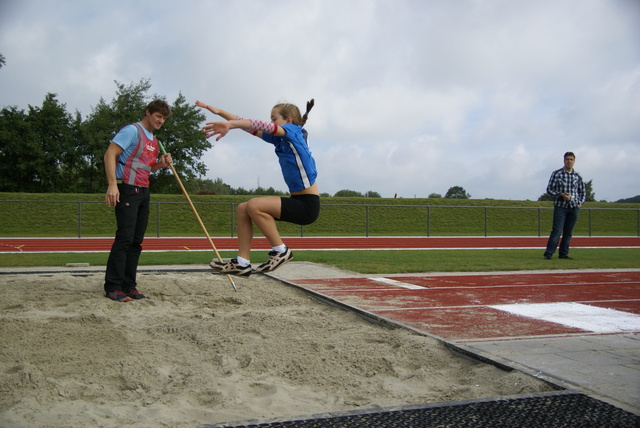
top-left (1, 192), bottom-right (639, 237)
top-left (1, 192), bottom-right (638, 273)
top-left (1, 248), bottom-right (638, 274)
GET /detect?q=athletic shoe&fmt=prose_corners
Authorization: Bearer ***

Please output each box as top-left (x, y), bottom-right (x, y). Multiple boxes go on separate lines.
top-left (105, 290), bottom-right (132, 302)
top-left (210, 258), bottom-right (252, 277)
top-left (125, 288), bottom-right (146, 299)
top-left (254, 247), bottom-right (293, 273)
top-left (559, 255), bottom-right (573, 260)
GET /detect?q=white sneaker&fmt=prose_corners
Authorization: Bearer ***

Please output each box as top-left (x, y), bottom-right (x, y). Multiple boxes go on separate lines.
top-left (210, 258), bottom-right (252, 277)
top-left (254, 247), bottom-right (293, 273)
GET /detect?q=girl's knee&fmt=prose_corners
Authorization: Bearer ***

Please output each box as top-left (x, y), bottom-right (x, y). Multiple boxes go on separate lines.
top-left (245, 197), bottom-right (280, 218)
top-left (237, 202), bottom-right (249, 217)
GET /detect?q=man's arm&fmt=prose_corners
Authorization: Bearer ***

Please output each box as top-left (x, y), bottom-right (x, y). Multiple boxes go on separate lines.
top-left (576, 176), bottom-right (587, 207)
top-left (104, 142), bottom-right (123, 207)
top-left (546, 170), bottom-right (560, 197)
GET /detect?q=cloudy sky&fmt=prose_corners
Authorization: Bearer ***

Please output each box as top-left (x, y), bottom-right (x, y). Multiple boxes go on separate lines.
top-left (1, 0), bottom-right (639, 201)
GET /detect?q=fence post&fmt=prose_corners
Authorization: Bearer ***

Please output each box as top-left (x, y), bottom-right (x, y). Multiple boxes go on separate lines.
top-left (537, 208), bottom-right (541, 237)
top-left (484, 207), bottom-right (488, 237)
top-left (156, 202), bottom-right (161, 237)
top-left (365, 205), bottom-right (369, 237)
top-left (427, 206), bottom-right (431, 237)
top-left (230, 203), bottom-right (235, 237)
top-left (77, 202), bottom-right (82, 238)
top-left (588, 208), bottom-right (592, 237)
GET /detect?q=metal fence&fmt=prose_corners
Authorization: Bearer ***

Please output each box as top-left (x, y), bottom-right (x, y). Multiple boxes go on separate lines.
top-left (1, 200), bottom-right (639, 238)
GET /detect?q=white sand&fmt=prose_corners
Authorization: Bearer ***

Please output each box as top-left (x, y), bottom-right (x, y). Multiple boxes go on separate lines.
top-left (0, 265), bottom-right (553, 427)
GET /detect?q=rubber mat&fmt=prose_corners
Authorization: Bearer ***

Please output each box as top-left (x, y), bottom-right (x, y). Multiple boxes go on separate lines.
top-left (208, 393), bottom-right (639, 427)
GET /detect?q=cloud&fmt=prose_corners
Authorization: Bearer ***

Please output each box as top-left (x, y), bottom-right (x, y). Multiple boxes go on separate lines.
top-left (1, 0), bottom-right (638, 201)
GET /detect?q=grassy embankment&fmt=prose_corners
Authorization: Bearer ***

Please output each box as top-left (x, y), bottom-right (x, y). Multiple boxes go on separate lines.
top-left (1, 193), bottom-right (638, 273)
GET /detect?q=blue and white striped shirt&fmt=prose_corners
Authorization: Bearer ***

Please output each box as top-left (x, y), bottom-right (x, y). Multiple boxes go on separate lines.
top-left (261, 123), bottom-right (317, 193)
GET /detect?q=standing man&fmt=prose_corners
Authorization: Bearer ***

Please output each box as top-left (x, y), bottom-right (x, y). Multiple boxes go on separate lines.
top-left (103, 100), bottom-right (172, 302)
top-left (543, 152), bottom-right (586, 260)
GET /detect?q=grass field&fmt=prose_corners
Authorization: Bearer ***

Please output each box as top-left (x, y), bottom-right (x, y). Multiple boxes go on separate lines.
top-left (1, 192), bottom-right (638, 272)
top-left (1, 192), bottom-right (639, 238)
top-left (1, 248), bottom-right (638, 274)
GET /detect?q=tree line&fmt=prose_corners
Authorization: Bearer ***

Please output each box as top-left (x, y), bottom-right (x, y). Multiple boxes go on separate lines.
top-left (0, 78), bottom-right (479, 199)
top-left (0, 79), bottom-right (211, 194)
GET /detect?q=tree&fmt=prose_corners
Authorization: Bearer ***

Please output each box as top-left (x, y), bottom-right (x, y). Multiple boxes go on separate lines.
top-left (616, 195), bottom-right (640, 203)
top-left (0, 53), bottom-right (6, 68)
top-left (428, 193), bottom-right (442, 198)
top-left (0, 94), bottom-right (80, 192)
top-left (0, 107), bottom-right (39, 191)
top-left (334, 189), bottom-right (364, 197)
top-left (364, 190), bottom-right (381, 198)
top-left (444, 186), bottom-right (470, 199)
top-left (585, 179), bottom-right (596, 203)
top-left (187, 177), bottom-right (233, 195)
top-left (28, 93), bottom-right (78, 192)
top-left (152, 93), bottom-right (211, 193)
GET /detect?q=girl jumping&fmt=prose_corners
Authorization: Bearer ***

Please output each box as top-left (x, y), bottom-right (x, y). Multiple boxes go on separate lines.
top-left (196, 99), bottom-right (319, 276)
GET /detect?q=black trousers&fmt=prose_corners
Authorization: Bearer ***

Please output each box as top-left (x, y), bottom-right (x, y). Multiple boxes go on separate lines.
top-left (104, 183), bottom-right (150, 293)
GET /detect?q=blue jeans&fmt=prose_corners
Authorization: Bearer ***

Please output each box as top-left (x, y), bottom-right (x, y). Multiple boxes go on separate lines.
top-left (544, 206), bottom-right (580, 258)
top-left (104, 184), bottom-right (150, 293)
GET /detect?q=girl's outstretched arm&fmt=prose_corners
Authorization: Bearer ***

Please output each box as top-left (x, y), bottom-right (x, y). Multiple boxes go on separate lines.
top-left (202, 119), bottom-right (251, 141)
top-left (202, 118), bottom-right (286, 141)
top-left (195, 100), bottom-right (236, 121)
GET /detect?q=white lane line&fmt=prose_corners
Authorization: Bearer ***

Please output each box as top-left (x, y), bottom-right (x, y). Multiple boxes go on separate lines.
top-left (490, 302), bottom-right (640, 333)
top-left (369, 277), bottom-right (426, 290)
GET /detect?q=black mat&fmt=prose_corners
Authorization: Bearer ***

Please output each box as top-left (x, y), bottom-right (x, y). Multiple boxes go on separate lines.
top-left (206, 393), bottom-right (639, 428)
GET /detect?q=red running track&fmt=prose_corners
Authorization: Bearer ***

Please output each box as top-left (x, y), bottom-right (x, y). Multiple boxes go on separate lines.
top-left (0, 236), bottom-right (639, 253)
top-left (293, 270), bottom-right (640, 342)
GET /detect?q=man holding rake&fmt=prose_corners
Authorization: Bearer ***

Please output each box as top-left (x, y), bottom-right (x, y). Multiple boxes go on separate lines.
top-left (103, 100), bottom-right (173, 302)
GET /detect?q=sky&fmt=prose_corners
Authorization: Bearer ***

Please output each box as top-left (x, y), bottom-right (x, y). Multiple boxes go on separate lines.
top-left (1, 0), bottom-right (639, 201)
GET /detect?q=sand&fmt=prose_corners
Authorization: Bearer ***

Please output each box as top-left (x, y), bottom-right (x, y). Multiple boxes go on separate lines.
top-left (0, 264), bottom-right (554, 427)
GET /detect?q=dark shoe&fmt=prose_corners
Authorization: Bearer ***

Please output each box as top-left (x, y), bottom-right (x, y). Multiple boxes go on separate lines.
top-left (125, 288), bottom-right (146, 299)
top-left (559, 255), bottom-right (573, 260)
top-left (105, 290), bottom-right (132, 302)
top-left (254, 247), bottom-right (293, 273)
top-left (544, 254), bottom-right (552, 260)
top-left (210, 258), bottom-right (252, 277)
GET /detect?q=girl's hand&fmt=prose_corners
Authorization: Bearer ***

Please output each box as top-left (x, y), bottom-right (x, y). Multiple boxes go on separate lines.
top-left (195, 100), bottom-right (220, 115)
top-left (202, 121), bottom-right (231, 141)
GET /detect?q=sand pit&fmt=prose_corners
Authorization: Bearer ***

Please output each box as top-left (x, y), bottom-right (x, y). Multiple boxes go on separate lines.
top-left (0, 265), bottom-right (554, 427)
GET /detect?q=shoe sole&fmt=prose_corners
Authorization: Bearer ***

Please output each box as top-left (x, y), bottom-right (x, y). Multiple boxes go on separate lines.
top-left (209, 262), bottom-right (252, 277)
top-left (255, 253), bottom-right (293, 274)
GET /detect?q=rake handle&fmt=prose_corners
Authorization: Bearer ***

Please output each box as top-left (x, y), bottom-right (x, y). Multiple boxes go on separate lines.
top-left (159, 144), bottom-right (238, 292)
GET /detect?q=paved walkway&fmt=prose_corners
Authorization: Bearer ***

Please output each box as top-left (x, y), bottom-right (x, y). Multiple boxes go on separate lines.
top-left (268, 263), bottom-right (640, 416)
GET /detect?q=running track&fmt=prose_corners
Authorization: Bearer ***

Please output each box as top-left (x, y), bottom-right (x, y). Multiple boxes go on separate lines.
top-left (292, 270), bottom-right (640, 342)
top-left (1, 236), bottom-right (639, 253)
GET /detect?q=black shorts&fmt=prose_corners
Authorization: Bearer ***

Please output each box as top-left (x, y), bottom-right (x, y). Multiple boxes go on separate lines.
top-left (278, 194), bottom-right (320, 226)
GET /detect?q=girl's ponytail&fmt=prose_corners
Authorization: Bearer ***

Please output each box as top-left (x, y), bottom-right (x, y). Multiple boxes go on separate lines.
top-left (301, 99), bottom-right (315, 126)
